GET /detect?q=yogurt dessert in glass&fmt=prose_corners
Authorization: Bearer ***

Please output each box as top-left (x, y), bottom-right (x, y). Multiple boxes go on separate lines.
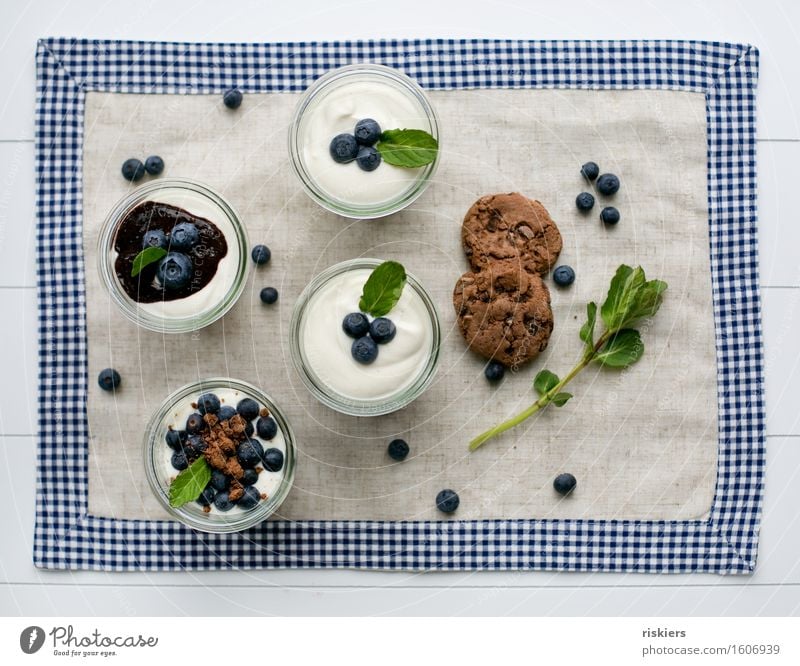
top-left (290, 258), bottom-right (441, 416)
top-left (288, 64), bottom-right (440, 219)
top-left (98, 179), bottom-right (249, 333)
top-left (144, 378), bottom-right (295, 533)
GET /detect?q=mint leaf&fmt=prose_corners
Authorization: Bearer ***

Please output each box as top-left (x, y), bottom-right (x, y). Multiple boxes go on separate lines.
top-left (131, 246), bottom-right (167, 277)
top-left (579, 301), bottom-right (597, 350)
top-left (169, 456), bottom-right (211, 508)
top-left (534, 369), bottom-right (559, 396)
top-left (623, 279), bottom-right (668, 327)
top-left (376, 129), bottom-right (438, 168)
top-left (600, 265), bottom-right (667, 331)
top-left (551, 392), bottom-right (573, 407)
top-left (595, 329), bottom-right (644, 368)
top-left (358, 261), bottom-right (407, 317)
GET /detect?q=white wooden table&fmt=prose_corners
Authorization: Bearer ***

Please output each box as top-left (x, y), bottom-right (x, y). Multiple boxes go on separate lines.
top-left (1, 0), bottom-right (798, 616)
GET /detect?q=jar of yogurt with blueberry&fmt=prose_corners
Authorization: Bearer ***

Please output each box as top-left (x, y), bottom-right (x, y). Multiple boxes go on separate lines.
top-left (290, 258), bottom-right (441, 416)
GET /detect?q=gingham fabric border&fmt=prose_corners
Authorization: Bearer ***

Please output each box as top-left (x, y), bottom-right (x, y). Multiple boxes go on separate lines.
top-left (34, 38), bottom-right (763, 572)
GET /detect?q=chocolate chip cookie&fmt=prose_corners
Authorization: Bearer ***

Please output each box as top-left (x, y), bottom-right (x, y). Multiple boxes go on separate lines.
top-left (462, 193), bottom-right (562, 275)
top-left (453, 260), bottom-right (554, 369)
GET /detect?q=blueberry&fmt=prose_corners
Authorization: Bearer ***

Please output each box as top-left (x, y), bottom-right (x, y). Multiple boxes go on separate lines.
top-left (581, 161), bottom-right (600, 181)
top-left (241, 468), bottom-right (259, 486)
top-left (156, 252), bottom-right (193, 290)
top-left (553, 472), bottom-right (577, 496)
top-left (262, 447), bottom-right (284, 472)
top-left (171, 451), bottom-right (189, 471)
top-left (213, 491), bottom-right (235, 512)
top-left (144, 155), bottom-right (164, 175)
top-left (165, 429), bottom-right (185, 450)
top-left (553, 265), bottom-right (575, 287)
top-left (596, 173), bottom-right (620, 196)
top-left (121, 158), bottom-right (145, 182)
top-left (356, 146), bottom-right (381, 172)
top-left (197, 393), bottom-right (220, 415)
top-left (196, 483), bottom-right (217, 507)
top-left (260, 287), bottom-right (278, 304)
top-left (388, 438), bottom-right (409, 461)
top-left (329, 133), bottom-right (359, 163)
top-left (576, 192), bottom-right (595, 211)
top-left (185, 412), bottom-right (205, 434)
top-left (237, 439), bottom-right (262, 468)
top-left (369, 317), bottom-right (396, 344)
top-left (186, 434), bottom-right (207, 455)
top-left (351, 336), bottom-right (378, 364)
top-left (256, 416), bottom-right (278, 440)
top-left (484, 360), bottom-right (505, 382)
top-left (236, 398), bottom-right (260, 422)
top-left (436, 489), bottom-right (460, 514)
top-left (142, 229), bottom-right (168, 250)
top-left (97, 368), bottom-right (121, 391)
top-left (223, 88), bottom-right (243, 109)
top-left (354, 118), bottom-right (382, 146)
top-left (245, 421), bottom-right (254, 437)
top-left (251, 244), bottom-right (271, 265)
top-left (237, 485), bottom-right (261, 510)
top-left (169, 222), bottom-right (199, 251)
top-left (210, 469), bottom-right (230, 491)
top-left (600, 206), bottom-right (620, 225)
top-left (217, 405), bottom-right (237, 422)
top-left (342, 312), bottom-right (370, 338)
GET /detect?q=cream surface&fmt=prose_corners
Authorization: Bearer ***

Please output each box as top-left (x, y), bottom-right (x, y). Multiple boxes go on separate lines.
top-left (300, 268), bottom-right (434, 401)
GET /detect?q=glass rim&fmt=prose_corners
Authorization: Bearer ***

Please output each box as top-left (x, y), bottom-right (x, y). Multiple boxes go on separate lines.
top-left (289, 258), bottom-right (441, 416)
top-left (287, 63), bottom-right (441, 220)
top-left (97, 178), bottom-right (250, 334)
top-left (143, 377), bottom-right (296, 533)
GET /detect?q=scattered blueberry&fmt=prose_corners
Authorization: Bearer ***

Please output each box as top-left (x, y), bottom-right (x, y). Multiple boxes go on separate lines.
top-left (170, 222), bottom-right (199, 251)
top-left (165, 429), bottom-right (185, 450)
top-left (223, 88), bottom-right (243, 109)
top-left (245, 421), bottom-right (254, 437)
top-left (251, 244), bottom-right (271, 265)
top-left (354, 118), bottom-right (382, 146)
top-left (241, 468), bottom-right (259, 486)
top-left (197, 393), bottom-right (221, 415)
top-left (600, 206), bottom-right (620, 225)
top-left (576, 192), bottom-right (595, 211)
top-left (329, 133), bottom-right (359, 163)
top-left (144, 155), bottom-right (164, 175)
top-left (356, 145), bottom-right (381, 172)
top-left (262, 447), bottom-right (284, 472)
top-left (260, 287), bottom-right (279, 304)
top-left (436, 489), bottom-right (460, 514)
top-left (553, 472), bottom-right (577, 496)
top-left (256, 416), bottom-right (277, 441)
top-left (388, 438), bottom-right (409, 461)
top-left (185, 412), bottom-right (205, 434)
top-left (342, 312), bottom-right (370, 338)
top-left (196, 483), bottom-right (217, 507)
top-left (581, 161), bottom-right (600, 181)
top-left (236, 398), bottom-right (260, 422)
top-left (97, 368), bottom-right (121, 392)
top-left (237, 439), bottom-right (262, 468)
top-left (553, 265), bottom-right (576, 287)
top-left (237, 485), bottom-right (261, 510)
top-left (351, 336), bottom-right (379, 364)
top-left (171, 450), bottom-right (189, 471)
top-left (142, 229), bottom-right (168, 250)
top-left (186, 434), bottom-right (207, 455)
top-left (210, 469), bottom-right (230, 491)
top-left (484, 360), bottom-right (505, 382)
top-left (121, 158), bottom-right (145, 182)
top-left (596, 173), bottom-right (620, 196)
top-left (157, 252), bottom-right (193, 290)
top-left (217, 405), bottom-right (237, 422)
top-left (213, 491), bottom-right (235, 511)
top-left (369, 317), bottom-right (396, 344)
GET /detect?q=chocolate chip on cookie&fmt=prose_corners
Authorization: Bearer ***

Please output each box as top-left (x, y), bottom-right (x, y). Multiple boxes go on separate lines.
top-left (461, 193), bottom-right (562, 276)
top-left (453, 260), bottom-right (554, 369)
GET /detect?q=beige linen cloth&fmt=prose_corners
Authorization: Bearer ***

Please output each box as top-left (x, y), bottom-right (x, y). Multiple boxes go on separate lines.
top-left (83, 88), bottom-right (717, 523)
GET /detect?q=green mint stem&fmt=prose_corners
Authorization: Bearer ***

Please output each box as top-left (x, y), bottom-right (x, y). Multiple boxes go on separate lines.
top-left (468, 331), bottom-right (611, 451)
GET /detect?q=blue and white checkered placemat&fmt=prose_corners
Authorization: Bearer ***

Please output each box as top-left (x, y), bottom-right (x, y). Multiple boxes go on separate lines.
top-left (34, 38), bottom-right (763, 572)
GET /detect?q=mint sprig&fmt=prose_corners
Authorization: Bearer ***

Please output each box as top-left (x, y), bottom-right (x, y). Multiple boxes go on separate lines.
top-left (131, 246), bottom-right (167, 277)
top-left (358, 261), bottom-right (407, 317)
top-left (469, 265), bottom-right (667, 451)
top-left (376, 129), bottom-right (438, 168)
top-left (168, 456), bottom-right (211, 508)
